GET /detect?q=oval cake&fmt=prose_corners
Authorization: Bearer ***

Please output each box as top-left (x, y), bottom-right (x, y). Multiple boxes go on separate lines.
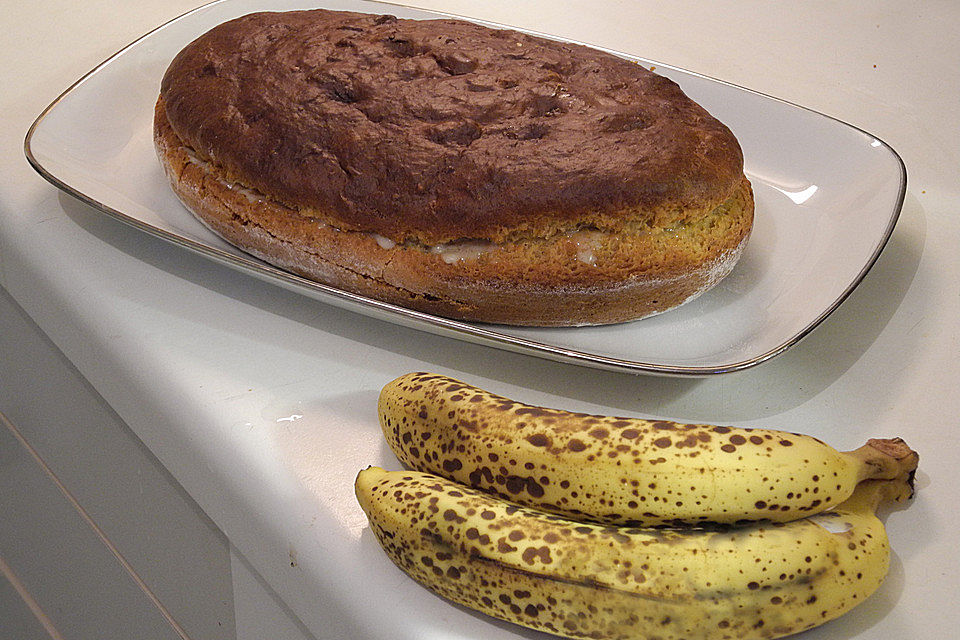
top-left (155, 9), bottom-right (753, 326)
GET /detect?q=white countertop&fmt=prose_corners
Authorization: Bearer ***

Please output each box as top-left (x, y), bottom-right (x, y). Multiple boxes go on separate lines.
top-left (3, 1), bottom-right (958, 638)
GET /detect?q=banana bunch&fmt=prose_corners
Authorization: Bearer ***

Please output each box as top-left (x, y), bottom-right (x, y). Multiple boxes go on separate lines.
top-left (356, 372), bottom-right (919, 640)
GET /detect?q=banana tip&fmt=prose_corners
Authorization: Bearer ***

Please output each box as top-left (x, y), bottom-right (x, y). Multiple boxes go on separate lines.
top-left (865, 437), bottom-right (916, 461)
top-left (865, 437), bottom-right (920, 479)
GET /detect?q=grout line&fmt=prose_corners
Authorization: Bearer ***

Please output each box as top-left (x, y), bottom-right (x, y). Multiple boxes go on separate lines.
top-left (0, 554), bottom-right (66, 640)
top-left (1, 410), bottom-right (194, 640)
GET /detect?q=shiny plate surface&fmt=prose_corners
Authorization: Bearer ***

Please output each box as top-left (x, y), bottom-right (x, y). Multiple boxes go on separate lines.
top-left (25, 0), bottom-right (906, 376)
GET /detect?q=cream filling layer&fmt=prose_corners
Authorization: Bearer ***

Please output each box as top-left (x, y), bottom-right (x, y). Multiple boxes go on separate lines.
top-left (184, 148), bottom-right (610, 266)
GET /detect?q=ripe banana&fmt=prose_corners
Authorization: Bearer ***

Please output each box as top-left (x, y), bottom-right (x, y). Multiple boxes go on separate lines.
top-left (355, 466), bottom-right (913, 640)
top-left (379, 372), bottom-right (918, 526)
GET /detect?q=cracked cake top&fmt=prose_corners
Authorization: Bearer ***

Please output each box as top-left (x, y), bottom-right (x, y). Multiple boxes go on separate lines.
top-left (159, 9), bottom-right (745, 244)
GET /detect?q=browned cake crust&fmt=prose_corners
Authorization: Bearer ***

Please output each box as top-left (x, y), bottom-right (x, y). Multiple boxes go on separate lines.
top-left (155, 9), bottom-right (754, 326)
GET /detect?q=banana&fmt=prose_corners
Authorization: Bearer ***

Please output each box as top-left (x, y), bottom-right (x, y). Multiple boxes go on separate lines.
top-left (355, 466), bottom-right (914, 640)
top-left (379, 372), bottom-right (918, 526)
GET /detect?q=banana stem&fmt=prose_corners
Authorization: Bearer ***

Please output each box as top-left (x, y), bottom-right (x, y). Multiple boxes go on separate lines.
top-left (848, 437), bottom-right (919, 483)
top-left (836, 470), bottom-right (917, 515)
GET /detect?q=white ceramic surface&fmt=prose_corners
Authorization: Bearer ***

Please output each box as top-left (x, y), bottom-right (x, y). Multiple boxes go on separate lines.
top-left (25, 0), bottom-right (905, 376)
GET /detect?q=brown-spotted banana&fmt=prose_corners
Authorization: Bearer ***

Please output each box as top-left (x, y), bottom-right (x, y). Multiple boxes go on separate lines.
top-left (355, 466), bottom-right (914, 640)
top-left (379, 372), bottom-right (919, 526)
